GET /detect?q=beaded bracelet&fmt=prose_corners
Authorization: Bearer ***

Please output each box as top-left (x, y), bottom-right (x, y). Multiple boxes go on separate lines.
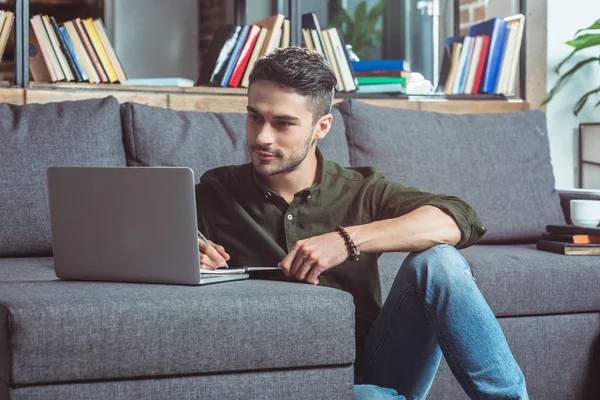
top-left (336, 225), bottom-right (360, 262)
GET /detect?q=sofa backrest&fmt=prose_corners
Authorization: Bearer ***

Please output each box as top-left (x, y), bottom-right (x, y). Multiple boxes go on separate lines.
top-left (0, 97), bottom-right (126, 257)
top-left (120, 102), bottom-right (350, 180)
top-left (335, 99), bottom-right (565, 243)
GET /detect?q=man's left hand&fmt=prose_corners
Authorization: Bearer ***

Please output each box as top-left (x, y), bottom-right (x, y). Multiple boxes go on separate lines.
top-left (278, 231), bottom-right (349, 285)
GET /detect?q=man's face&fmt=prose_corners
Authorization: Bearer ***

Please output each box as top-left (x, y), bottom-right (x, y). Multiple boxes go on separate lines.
top-left (246, 80), bottom-right (320, 177)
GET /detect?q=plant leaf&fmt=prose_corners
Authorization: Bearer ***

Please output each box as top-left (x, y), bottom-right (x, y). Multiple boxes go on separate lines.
top-left (542, 56), bottom-right (600, 106)
top-left (565, 33), bottom-right (600, 49)
top-left (354, 1), bottom-right (367, 26)
top-left (596, 99), bottom-right (600, 108)
top-left (575, 19), bottom-right (600, 36)
top-left (573, 87), bottom-right (600, 116)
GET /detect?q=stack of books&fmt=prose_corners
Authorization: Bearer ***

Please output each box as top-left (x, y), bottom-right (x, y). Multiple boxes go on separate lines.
top-left (198, 12), bottom-right (358, 92)
top-left (29, 15), bottom-right (127, 84)
top-left (537, 225), bottom-right (600, 255)
top-left (352, 60), bottom-right (410, 94)
top-left (0, 10), bottom-right (15, 66)
top-left (437, 14), bottom-right (525, 96)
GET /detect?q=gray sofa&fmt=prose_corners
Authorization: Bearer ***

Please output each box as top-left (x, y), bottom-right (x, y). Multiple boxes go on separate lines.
top-left (1, 96), bottom-right (598, 399)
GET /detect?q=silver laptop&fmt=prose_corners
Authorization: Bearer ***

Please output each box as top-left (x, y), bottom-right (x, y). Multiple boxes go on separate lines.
top-left (46, 167), bottom-right (249, 285)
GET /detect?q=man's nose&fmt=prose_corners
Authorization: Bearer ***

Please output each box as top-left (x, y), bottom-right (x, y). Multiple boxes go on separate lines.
top-left (255, 124), bottom-right (275, 146)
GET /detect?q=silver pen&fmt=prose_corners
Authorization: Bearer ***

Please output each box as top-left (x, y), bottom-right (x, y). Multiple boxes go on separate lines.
top-left (197, 230), bottom-right (229, 268)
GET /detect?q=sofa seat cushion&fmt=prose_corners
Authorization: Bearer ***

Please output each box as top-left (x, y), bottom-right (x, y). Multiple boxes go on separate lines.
top-left (0, 97), bottom-right (126, 257)
top-left (335, 99), bottom-right (565, 243)
top-left (0, 258), bottom-right (355, 386)
top-left (377, 245), bottom-right (600, 317)
top-left (121, 102), bottom-right (351, 183)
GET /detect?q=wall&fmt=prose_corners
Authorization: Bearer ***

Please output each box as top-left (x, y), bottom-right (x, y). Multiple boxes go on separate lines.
top-left (547, 0), bottom-right (600, 188)
top-left (108, 0), bottom-right (199, 80)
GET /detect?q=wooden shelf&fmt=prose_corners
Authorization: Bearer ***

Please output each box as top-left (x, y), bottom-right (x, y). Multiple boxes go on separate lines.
top-left (0, 86), bottom-right (528, 114)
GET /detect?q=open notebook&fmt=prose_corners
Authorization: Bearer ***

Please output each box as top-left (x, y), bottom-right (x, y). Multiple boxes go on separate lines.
top-left (201, 266), bottom-right (281, 275)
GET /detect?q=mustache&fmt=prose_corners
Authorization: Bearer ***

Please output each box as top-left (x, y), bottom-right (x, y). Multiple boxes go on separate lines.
top-left (249, 144), bottom-right (284, 158)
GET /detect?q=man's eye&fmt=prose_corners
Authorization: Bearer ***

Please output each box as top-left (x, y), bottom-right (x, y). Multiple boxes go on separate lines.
top-left (248, 114), bottom-right (259, 121)
top-left (276, 121), bottom-right (292, 128)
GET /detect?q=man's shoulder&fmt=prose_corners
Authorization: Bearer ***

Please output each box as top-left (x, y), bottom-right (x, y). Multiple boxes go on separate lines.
top-left (323, 159), bottom-right (386, 183)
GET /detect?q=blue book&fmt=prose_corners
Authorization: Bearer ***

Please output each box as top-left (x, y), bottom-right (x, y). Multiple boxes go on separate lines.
top-left (220, 25), bottom-right (250, 87)
top-left (469, 17), bottom-right (508, 94)
top-left (59, 26), bottom-right (88, 82)
top-left (452, 36), bottom-right (471, 94)
top-left (351, 59), bottom-right (410, 72)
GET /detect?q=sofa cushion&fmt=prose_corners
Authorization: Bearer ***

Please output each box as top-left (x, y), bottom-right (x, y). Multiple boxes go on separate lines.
top-left (121, 102), bottom-right (350, 182)
top-left (0, 258), bottom-right (355, 386)
top-left (377, 244), bottom-right (600, 317)
top-left (335, 99), bottom-right (565, 243)
top-left (0, 97), bottom-right (126, 257)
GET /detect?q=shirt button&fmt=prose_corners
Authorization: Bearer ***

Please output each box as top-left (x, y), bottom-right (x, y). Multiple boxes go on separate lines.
top-left (287, 214), bottom-right (293, 220)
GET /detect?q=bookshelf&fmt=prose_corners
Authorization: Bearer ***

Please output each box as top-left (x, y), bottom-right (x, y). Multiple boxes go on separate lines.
top-left (0, 0), bottom-right (530, 111)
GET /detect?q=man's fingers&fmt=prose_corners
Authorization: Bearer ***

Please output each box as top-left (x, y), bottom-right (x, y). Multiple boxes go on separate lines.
top-left (209, 240), bottom-right (230, 261)
top-left (305, 265), bottom-right (323, 285)
top-left (199, 253), bottom-right (218, 270)
top-left (295, 258), bottom-right (315, 281)
top-left (198, 240), bottom-right (227, 266)
top-left (279, 243), bottom-right (300, 275)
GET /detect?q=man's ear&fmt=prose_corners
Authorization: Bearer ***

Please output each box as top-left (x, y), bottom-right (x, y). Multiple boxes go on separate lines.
top-left (314, 113), bottom-right (333, 141)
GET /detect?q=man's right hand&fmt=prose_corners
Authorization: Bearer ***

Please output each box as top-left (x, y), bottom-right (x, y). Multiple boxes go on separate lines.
top-left (198, 238), bottom-right (230, 270)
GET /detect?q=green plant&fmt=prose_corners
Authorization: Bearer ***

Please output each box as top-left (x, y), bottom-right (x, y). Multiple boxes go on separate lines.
top-left (543, 19), bottom-right (600, 116)
top-left (329, 0), bottom-right (384, 60)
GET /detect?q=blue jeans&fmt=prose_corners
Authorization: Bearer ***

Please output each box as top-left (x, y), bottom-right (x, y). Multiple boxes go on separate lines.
top-left (354, 244), bottom-right (528, 400)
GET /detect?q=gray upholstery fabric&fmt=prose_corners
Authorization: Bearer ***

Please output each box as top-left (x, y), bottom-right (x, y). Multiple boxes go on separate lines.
top-left (121, 103), bottom-right (350, 183)
top-left (335, 99), bottom-right (565, 243)
top-left (428, 313), bottom-right (600, 400)
top-left (0, 97), bottom-right (126, 257)
top-left (0, 262), bottom-right (354, 385)
top-left (9, 365), bottom-right (354, 400)
top-left (377, 245), bottom-right (600, 317)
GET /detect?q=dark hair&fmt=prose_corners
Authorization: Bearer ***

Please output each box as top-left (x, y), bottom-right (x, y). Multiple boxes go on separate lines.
top-left (249, 46), bottom-right (337, 123)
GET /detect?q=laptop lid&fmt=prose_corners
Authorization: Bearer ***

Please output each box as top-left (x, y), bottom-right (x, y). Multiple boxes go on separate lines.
top-left (47, 166), bottom-right (205, 285)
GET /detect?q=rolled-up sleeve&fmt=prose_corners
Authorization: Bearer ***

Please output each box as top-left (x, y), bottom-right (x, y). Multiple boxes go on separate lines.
top-left (365, 172), bottom-right (487, 249)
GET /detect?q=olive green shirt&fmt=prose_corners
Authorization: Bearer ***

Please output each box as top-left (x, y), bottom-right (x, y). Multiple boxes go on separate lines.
top-left (195, 149), bottom-right (487, 351)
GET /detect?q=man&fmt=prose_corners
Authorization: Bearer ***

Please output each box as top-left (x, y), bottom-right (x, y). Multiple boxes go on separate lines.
top-left (195, 46), bottom-right (528, 399)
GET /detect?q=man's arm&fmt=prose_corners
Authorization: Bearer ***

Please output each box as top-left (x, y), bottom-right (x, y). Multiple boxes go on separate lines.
top-left (346, 205), bottom-right (462, 253)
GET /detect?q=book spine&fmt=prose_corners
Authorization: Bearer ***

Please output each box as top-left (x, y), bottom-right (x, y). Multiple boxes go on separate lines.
top-left (229, 25), bottom-right (260, 88)
top-left (30, 16), bottom-right (58, 82)
top-left (59, 25), bottom-right (88, 81)
top-left (95, 18), bottom-right (127, 82)
top-left (82, 18), bottom-right (118, 82)
top-left (42, 15), bottom-right (73, 81)
top-left (51, 17), bottom-right (81, 82)
top-left (221, 25), bottom-right (250, 87)
top-left (64, 21), bottom-right (99, 83)
top-left (74, 18), bottom-right (108, 83)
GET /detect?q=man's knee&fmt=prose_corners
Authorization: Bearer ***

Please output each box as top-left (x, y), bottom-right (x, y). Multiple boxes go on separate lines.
top-left (398, 244), bottom-right (474, 291)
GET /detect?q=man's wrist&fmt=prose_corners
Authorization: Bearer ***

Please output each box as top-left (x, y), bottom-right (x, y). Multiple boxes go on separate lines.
top-left (336, 226), bottom-right (360, 262)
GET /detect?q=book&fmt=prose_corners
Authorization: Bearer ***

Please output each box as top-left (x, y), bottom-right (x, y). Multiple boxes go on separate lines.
top-left (240, 27), bottom-right (268, 88)
top-left (542, 233), bottom-right (600, 244)
top-left (42, 15), bottom-right (74, 81)
top-left (536, 240), bottom-right (600, 256)
top-left (452, 36), bottom-right (471, 94)
top-left (546, 224), bottom-right (600, 236)
top-left (281, 19), bottom-right (290, 48)
top-left (504, 14), bottom-right (526, 95)
top-left (465, 36), bottom-right (483, 94)
top-left (328, 28), bottom-right (357, 92)
top-left (201, 266), bottom-right (280, 275)
top-left (495, 22), bottom-right (517, 94)
top-left (355, 70), bottom-right (410, 78)
top-left (28, 25), bottom-right (52, 82)
top-left (469, 17), bottom-right (508, 94)
top-left (351, 59), bottom-right (411, 72)
top-left (444, 42), bottom-right (463, 95)
top-left (73, 18), bottom-right (108, 83)
top-left (356, 82), bottom-right (405, 94)
top-left (31, 15), bottom-right (63, 81)
top-left (64, 20), bottom-right (99, 83)
top-left (253, 13), bottom-right (285, 57)
top-left (471, 35), bottom-right (490, 93)
top-left (94, 18), bottom-right (128, 83)
top-left (59, 25), bottom-right (88, 82)
top-left (357, 76), bottom-right (406, 85)
top-left (302, 13), bottom-right (329, 63)
top-left (321, 29), bottom-right (344, 92)
top-left (82, 18), bottom-right (118, 82)
top-left (0, 10), bottom-right (14, 64)
top-left (228, 24), bottom-right (260, 88)
top-left (197, 24), bottom-right (240, 85)
top-left (220, 24), bottom-right (250, 87)
top-left (50, 16), bottom-right (81, 82)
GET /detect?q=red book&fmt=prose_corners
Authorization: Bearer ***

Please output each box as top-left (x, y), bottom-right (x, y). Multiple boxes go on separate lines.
top-left (472, 35), bottom-right (490, 94)
top-left (73, 17), bottom-right (108, 83)
top-left (228, 25), bottom-right (261, 88)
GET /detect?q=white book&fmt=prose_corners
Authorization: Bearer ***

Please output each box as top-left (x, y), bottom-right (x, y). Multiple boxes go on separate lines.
top-left (452, 36), bottom-right (471, 94)
top-left (327, 28), bottom-right (356, 92)
top-left (64, 21), bottom-right (100, 83)
top-left (31, 15), bottom-right (64, 81)
top-left (496, 24), bottom-right (518, 94)
top-left (41, 15), bottom-right (74, 81)
top-left (465, 36), bottom-right (483, 94)
top-left (240, 27), bottom-right (268, 88)
top-left (505, 14), bottom-right (526, 95)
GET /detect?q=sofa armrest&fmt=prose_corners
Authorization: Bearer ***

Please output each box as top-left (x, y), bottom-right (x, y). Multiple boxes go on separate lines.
top-left (557, 188), bottom-right (600, 223)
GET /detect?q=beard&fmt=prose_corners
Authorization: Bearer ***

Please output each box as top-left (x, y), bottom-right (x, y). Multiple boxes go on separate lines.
top-left (249, 134), bottom-right (314, 177)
